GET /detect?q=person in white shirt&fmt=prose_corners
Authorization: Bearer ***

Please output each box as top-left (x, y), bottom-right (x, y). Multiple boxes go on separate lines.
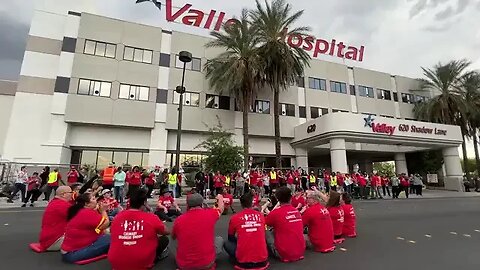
top-left (7, 166), bottom-right (28, 203)
top-left (113, 167), bottom-right (126, 205)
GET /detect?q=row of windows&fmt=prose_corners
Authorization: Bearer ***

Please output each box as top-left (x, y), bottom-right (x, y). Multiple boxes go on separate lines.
top-left (75, 150), bottom-right (149, 169)
top-left (78, 79), bottom-right (150, 101)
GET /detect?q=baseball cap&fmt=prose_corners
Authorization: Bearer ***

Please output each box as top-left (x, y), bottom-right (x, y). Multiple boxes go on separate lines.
top-left (100, 189), bottom-right (112, 196)
top-left (187, 193), bottom-right (204, 208)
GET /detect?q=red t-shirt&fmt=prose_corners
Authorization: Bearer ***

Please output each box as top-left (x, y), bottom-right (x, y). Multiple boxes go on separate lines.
top-left (213, 175), bottom-right (225, 188)
top-left (371, 176), bottom-right (380, 187)
top-left (158, 196), bottom-right (175, 210)
top-left (291, 195), bottom-right (306, 209)
top-left (252, 194), bottom-right (260, 208)
top-left (222, 193), bottom-right (233, 207)
top-left (249, 172), bottom-right (259, 186)
top-left (145, 173), bottom-right (155, 185)
top-left (128, 172), bottom-right (142, 186)
top-left (265, 205), bottom-right (305, 262)
top-left (302, 203), bottom-right (334, 252)
top-left (61, 208), bottom-right (107, 252)
top-left (67, 170), bottom-right (79, 184)
top-left (327, 206), bottom-right (345, 236)
top-left (108, 210), bottom-right (167, 270)
top-left (337, 174), bottom-right (344, 186)
top-left (287, 174), bottom-right (294, 185)
top-left (358, 175), bottom-right (367, 187)
top-left (99, 197), bottom-right (119, 212)
top-left (400, 177), bottom-right (409, 187)
top-left (39, 198), bottom-right (71, 251)
top-left (172, 208), bottom-right (221, 269)
top-left (341, 204), bottom-right (356, 237)
top-left (228, 209), bottom-right (268, 264)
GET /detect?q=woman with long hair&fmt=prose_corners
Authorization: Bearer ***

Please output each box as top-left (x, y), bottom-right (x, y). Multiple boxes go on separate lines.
top-left (325, 191), bottom-right (345, 241)
top-left (60, 192), bottom-right (110, 263)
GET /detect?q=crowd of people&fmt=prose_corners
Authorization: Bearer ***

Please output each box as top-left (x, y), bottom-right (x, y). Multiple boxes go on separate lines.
top-left (32, 163), bottom-right (361, 269)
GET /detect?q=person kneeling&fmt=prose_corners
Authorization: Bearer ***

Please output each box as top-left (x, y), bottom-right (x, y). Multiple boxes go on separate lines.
top-left (155, 190), bottom-right (181, 222)
top-left (302, 190), bottom-right (335, 253)
top-left (109, 188), bottom-right (170, 270)
top-left (61, 192), bottom-right (110, 263)
top-left (224, 192), bottom-right (269, 269)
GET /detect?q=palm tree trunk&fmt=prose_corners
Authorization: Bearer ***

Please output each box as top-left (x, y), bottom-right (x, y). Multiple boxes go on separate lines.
top-left (461, 129), bottom-right (471, 182)
top-left (273, 88), bottom-right (282, 168)
top-left (242, 95), bottom-right (250, 171)
top-left (473, 129), bottom-right (480, 176)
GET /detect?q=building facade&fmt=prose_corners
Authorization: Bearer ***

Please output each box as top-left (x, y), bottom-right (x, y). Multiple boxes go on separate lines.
top-left (0, 2), bottom-right (464, 190)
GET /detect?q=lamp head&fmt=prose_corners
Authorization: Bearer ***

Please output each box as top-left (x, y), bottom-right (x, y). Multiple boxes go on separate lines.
top-left (179, 51), bottom-right (192, 63)
top-left (175, 86), bottom-right (186, 94)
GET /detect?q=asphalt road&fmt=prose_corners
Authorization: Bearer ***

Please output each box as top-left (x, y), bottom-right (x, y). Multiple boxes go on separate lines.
top-left (1, 197), bottom-right (480, 270)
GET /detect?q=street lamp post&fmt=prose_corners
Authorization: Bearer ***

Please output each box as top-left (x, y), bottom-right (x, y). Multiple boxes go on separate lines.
top-left (175, 51), bottom-right (192, 174)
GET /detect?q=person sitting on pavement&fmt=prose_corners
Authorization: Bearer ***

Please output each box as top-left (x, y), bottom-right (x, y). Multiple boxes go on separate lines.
top-left (172, 193), bottom-right (225, 270)
top-left (23, 172), bottom-right (42, 207)
top-left (108, 188), bottom-right (170, 270)
top-left (38, 186), bottom-right (73, 252)
top-left (155, 190), bottom-right (182, 222)
top-left (221, 188), bottom-right (235, 215)
top-left (291, 188), bottom-right (305, 211)
top-left (326, 191), bottom-right (345, 243)
top-left (341, 193), bottom-right (357, 238)
top-left (98, 189), bottom-right (123, 221)
top-left (264, 186), bottom-right (306, 263)
top-left (70, 183), bottom-right (82, 202)
top-left (251, 188), bottom-right (261, 211)
top-left (302, 190), bottom-right (335, 253)
top-left (61, 192), bottom-right (110, 264)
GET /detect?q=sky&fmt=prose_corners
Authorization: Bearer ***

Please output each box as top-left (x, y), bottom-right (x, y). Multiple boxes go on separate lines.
top-left (0, 0), bottom-right (479, 157)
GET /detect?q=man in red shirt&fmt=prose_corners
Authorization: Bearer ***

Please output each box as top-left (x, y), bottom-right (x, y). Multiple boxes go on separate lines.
top-left (302, 190), bottom-right (335, 253)
top-left (67, 166), bottom-right (79, 186)
top-left (155, 190), bottom-right (181, 222)
top-left (265, 186), bottom-right (305, 262)
top-left (172, 193), bottom-right (225, 270)
top-left (221, 188), bottom-right (235, 215)
top-left (38, 186), bottom-right (73, 251)
top-left (358, 173), bottom-right (367, 199)
top-left (371, 173), bottom-right (383, 199)
top-left (224, 192), bottom-right (269, 269)
top-left (291, 188), bottom-right (306, 211)
top-left (109, 188), bottom-right (170, 270)
top-left (213, 171), bottom-right (225, 196)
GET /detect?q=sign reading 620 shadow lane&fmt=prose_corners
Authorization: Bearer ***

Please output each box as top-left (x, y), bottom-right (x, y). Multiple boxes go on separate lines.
top-left (364, 115), bottom-right (447, 136)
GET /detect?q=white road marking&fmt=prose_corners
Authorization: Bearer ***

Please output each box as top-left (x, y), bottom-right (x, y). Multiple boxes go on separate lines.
top-left (475, 230), bottom-right (480, 233)
top-left (425, 234), bottom-right (432, 238)
top-left (396, 237), bottom-right (405, 240)
top-left (340, 248), bottom-right (347, 252)
top-left (4, 224), bottom-right (8, 226)
top-left (463, 234), bottom-right (471, 238)
top-left (450, 232), bottom-right (457, 235)
top-left (408, 240), bottom-right (416, 244)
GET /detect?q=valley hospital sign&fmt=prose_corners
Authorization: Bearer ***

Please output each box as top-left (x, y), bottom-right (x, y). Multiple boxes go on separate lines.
top-left (363, 115), bottom-right (448, 137)
top-left (136, 0), bottom-right (366, 62)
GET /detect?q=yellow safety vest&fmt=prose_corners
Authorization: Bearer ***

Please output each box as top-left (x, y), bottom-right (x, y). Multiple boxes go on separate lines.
top-left (270, 171), bottom-right (277, 180)
top-left (225, 176), bottom-right (231, 186)
top-left (48, 172), bottom-right (58, 184)
top-left (168, 173), bottom-right (177, 185)
top-left (330, 176), bottom-right (338, 187)
top-left (309, 175), bottom-right (316, 183)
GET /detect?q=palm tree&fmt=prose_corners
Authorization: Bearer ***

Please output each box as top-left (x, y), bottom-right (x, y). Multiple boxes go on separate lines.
top-left (204, 10), bottom-right (262, 170)
top-left (462, 71), bottom-right (480, 176)
top-left (414, 59), bottom-right (471, 181)
top-left (251, 0), bottom-right (311, 168)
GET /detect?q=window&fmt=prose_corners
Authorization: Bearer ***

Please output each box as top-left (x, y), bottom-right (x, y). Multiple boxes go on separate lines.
top-left (253, 100), bottom-right (270, 114)
top-left (175, 55), bottom-right (202, 71)
top-left (415, 95), bottom-right (428, 103)
top-left (206, 94), bottom-right (230, 110)
top-left (358, 85), bottom-right (374, 98)
top-left (173, 91), bottom-right (200, 107)
top-left (333, 109), bottom-right (349, 113)
top-left (393, 92), bottom-right (398, 102)
top-left (79, 150), bottom-right (148, 169)
top-left (308, 77), bottom-right (326, 90)
top-left (299, 106), bottom-right (306, 118)
top-left (296, 77), bottom-right (305, 88)
top-left (401, 93), bottom-right (415, 104)
top-left (280, 103), bottom-right (295, 117)
top-left (119, 84), bottom-right (150, 101)
top-left (377, 89), bottom-right (392, 100)
top-left (381, 115), bottom-right (394, 118)
top-left (77, 79), bottom-right (111, 97)
top-left (350, 85), bottom-right (356, 95)
top-left (83, 40), bottom-right (116, 58)
top-left (123, 46), bottom-right (153, 64)
top-left (330, 81), bottom-right (347, 94)
top-left (310, 106), bottom-right (328, 119)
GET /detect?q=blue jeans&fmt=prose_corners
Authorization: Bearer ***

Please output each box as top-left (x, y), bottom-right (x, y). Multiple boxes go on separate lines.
top-left (168, 184), bottom-right (176, 198)
top-left (114, 186), bottom-right (124, 204)
top-left (62, 234), bottom-right (111, 263)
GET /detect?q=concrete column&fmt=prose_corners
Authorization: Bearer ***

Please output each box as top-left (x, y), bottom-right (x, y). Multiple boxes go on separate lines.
top-left (394, 153), bottom-right (408, 175)
top-left (442, 147), bottom-right (464, 192)
top-left (330, 138), bottom-right (348, 173)
top-left (294, 148), bottom-right (308, 170)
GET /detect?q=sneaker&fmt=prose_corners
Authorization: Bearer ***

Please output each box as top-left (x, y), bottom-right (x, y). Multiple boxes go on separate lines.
top-left (29, 203), bottom-right (34, 207)
top-left (157, 247), bottom-right (169, 261)
top-left (21, 204), bottom-right (26, 207)
top-left (7, 200), bottom-right (14, 203)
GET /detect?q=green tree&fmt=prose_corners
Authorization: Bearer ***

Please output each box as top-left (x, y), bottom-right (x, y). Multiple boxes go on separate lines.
top-left (461, 71), bottom-right (480, 176)
top-left (196, 125), bottom-right (243, 175)
top-left (373, 162), bottom-right (395, 177)
top-left (204, 10), bottom-right (262, 170)
top-left (461, 158), bottom-right (477, 174)
top-left (251, 0), bottom-right (311, 168)
top-left (406, 150), bottom-right (444, 175)
top-left (414, 60), bottom-right (471, 181)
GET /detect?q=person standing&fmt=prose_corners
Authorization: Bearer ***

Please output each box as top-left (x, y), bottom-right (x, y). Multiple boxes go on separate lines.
top-left (22, 172), bottom-right (42, 207)
top-left (113, 167), bottom-right (126, 204)
top-left (46, 168), bottom-right (64, 201)
top-left (413, 174), bottom-right (423, 196)
top-left (39, 166), bottom-right (50, 201)
top-left (7, 166), bottom-right (28, 203)
top-left (269, 168), bottom-right (279, 194)
top-left (235, 172), bottom-right (246, 198)
top-left (224, 192), bottom-right (269, 269)
top-left (329, 172), bottom-right (338, 192)
top-left (391, 174), bottom-right (400, 199)
top-left (400, 174), bottom-right (410, 198)
top-left (357, 173), bottom-right (367, 199)
top-left (308, 171), bottom-right (317, 190)
top-left (381, 175), bottom-right (391, 197)
top-left (67, 166), bottom-right (79, 186)
top-left (194, 170), bottom-right (205, 197)
top-left (127, 166), bottom-right (142, 199)
top-left (167, 168), bottom-right (178, 198)
top-left (172, 194), bottom-right (225, 270)
top-left (213, 171), bottom-right (225, 196)
top-left (101, 163), bottom-right (116, 191)
top-left (145, 171), bottom-right (156, 198)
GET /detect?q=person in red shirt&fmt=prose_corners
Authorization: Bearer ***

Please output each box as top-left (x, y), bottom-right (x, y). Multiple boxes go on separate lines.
top-left (249, 169), bottom-right (259, 189)
top-left (23, 172), bottom-right (42, 207)
top-left (126, 166), bottom-right (142, 199)
top-left (400, 174), bottom-right (410, 198)
top-left (224, 192), bottom-right (269, 269)
top-left (145, 171), bottom-right (156, 198)
top-left (326, 191), bottom-right (345, 243)
top-left (286, 171), bottom-right (295, 194)
top-left (98, 189), bottom-right (123, 220)
top-left (358, 173), bottom-right (367, 199)
top-left (155, 190), bottom-right (181, 222)
top-left (336, 172), bottom-right (345, 192)
top-left (108, 188), bottom-right (170, 270)
top-left (381, 175), bottom-right (391, 197)
top-left (67, 166), bottom-right (79, 186)
top-left (302, 190), bottom-right (335, 253)
top-left (172, 193), bottom-right (225, 270)
top-left (265, 186), bottom-right (305, 263)
top-left (38, 186), bottom-right (73, 251)
top-left (371, 173), bottom-right (383, 199)
top-left (213, 171), bottom-right (225, 196)
top-left (291, 189), bottom-right (306, 211)
top-left (221, 188), bottom-right (235, 215)
top-left (251, 188), bottom-right (261, 210)
top-left (341, 193), bottom-right (357, 238)
top-left (61, 192), bottom-right (110, 263)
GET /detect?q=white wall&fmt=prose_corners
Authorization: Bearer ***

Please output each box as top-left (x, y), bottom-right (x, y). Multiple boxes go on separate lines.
top-left (68, 125), bottom-right (151, 150)
top-left (0, 96), bottom-right (14, 157)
